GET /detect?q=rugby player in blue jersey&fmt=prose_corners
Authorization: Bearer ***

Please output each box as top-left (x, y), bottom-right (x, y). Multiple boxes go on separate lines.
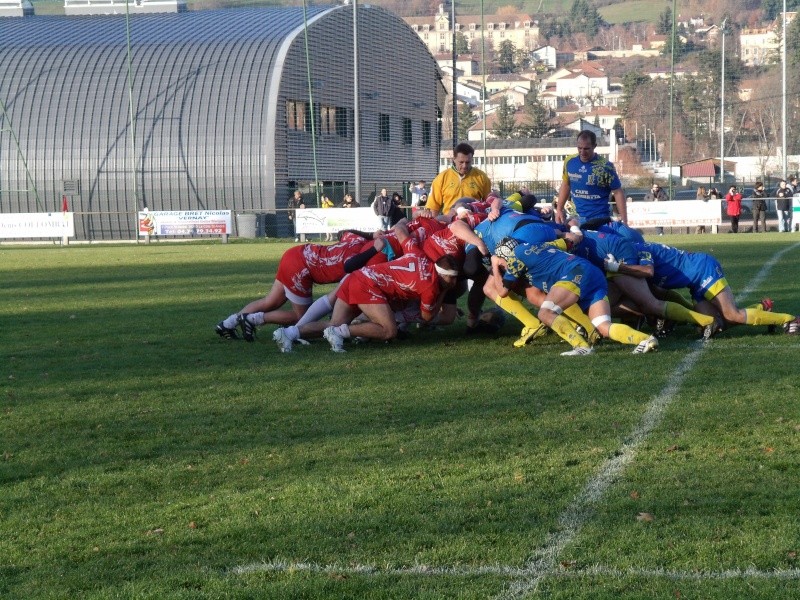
top-left (491, 238), bottom-right (658, 356)
top-left (568, 230), bottom-right (716, 338)
top-left (635, 241), bottom-right (800, 335)
top-left (556, 130), bottom-right (627, 229)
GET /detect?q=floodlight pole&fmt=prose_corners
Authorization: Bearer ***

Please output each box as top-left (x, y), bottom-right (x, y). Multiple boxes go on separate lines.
top-left (719, 18), bottom-right (726, 185)
top-left (451, 0), bottom-right (457, 143)
top-left (353, 0), bottom-right (361, 204)
top-left (782, 0), bottom-right (787, 178)
top-left (125, 1), bottom-right (140, 207)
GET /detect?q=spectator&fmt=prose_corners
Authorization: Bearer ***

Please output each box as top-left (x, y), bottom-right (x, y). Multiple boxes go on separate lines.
top-left (725, 185), bottom-right (742, 233)
top-left (340, 193), bottom-right (359, 208)
top-left (792, 176), bottom-right (800, 232)
top-left (371, 188), bottom-right (393, 230)
top-left (751, 181), bottom-right (767, 233)
top-left (321, 194), bottom-right (335, 241)
top-left (287, 189), bottom-right (305, 243)
top-left (390, 191), bottom-right (406, 226)
top-left (775, 180), bottom-right (792, 233)
top-left (644, 183), bottom-right (668, 235)
top-left (409, 180), bottom-right (427, 207)
top-left (695, 186), bottom-right (708, 234)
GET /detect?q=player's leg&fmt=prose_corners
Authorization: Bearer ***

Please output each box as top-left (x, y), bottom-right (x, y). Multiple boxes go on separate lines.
top-left (587, 299), bottom-right (655, 352)
top-left (538, 286), bottom-right (591, 354)
top-left (708, 286), bottom-right (795, 328)
top-left (615, 275), bottom-right (714, 328)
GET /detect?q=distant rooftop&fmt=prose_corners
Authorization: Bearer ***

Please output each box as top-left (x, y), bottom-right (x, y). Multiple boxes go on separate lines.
top-left (0, 1), bottom-right (33, 17)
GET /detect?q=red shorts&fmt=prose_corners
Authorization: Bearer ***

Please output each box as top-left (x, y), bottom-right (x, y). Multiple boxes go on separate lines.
top-left (336, 271), bottom-right (387, 305)
top-left (276, 245), bottom-right (313, 300)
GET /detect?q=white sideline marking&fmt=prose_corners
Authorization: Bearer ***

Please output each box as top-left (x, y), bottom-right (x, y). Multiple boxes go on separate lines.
top-left (231, 243), bottom-right (800, 597)
top-left (230, 559), bottom-right (800, 582)
top-left (500, 241), bottom-right (800, 600)
top-left (231, 559), bottom-right (527, 578)
top-left (554, 565), bottom-right (800, 582)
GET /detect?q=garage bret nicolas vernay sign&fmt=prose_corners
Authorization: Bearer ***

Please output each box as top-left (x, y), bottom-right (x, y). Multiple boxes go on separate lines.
top-left (137, 210), bottom-right (232, 237)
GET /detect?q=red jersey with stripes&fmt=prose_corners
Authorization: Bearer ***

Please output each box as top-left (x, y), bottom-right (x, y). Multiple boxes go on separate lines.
top-left (421, 212), bottom-right (487, 262)
top-left (338, 239), bottom-right (440, 314)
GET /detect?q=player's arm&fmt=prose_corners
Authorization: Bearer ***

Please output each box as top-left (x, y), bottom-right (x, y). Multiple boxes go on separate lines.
top-left (555, 179), bottom-right (571, 224)
top-left (343, 237), bottom-right (385, 273)
top-left (613, 261), bottom-right (654, 278)
top-left (449, 219), bottom-right (489, 256)
top-left (338, 229), bottom-right (375, 240)
top-left (612, 188), bottom-right (627, 224)
top-left (490, 256), bottom-right (512, 299)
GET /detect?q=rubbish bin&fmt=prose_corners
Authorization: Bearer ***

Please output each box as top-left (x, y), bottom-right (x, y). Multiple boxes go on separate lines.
top-left (236, 213), bottom-right (257, 238)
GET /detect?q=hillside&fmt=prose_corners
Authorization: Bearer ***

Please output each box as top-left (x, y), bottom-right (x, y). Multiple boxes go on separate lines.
top-left (27, 0), bottom-right (687, 24)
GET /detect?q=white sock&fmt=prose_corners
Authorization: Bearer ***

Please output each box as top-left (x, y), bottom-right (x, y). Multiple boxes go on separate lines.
top-left (222, 314), bottom-right (239, 329)
top-left (284, 325), bottom-right (300, 341)
top-left (334, 323), bottom-right (351, 338)
top-left (247, 312), bottom-right (265, 326)
top-left (296, 295), bottom-right (333, 327)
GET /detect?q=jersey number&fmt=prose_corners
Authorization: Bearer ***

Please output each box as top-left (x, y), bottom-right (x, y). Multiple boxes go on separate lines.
top-left (390, 262), bottom-right (417, 273)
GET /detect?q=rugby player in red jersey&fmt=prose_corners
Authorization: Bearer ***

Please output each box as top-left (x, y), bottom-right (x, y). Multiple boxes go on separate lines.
top-left (214, 231), bottom-right (379, 341)
top-left (273, 224), bottom-right (459, 352)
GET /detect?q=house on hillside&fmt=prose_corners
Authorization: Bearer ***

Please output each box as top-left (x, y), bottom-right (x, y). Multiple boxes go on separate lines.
top-left (739, 14), bottom-right (796, 66)
top-left (531, 45), bottom-right (557, 70)
top-left (404, 3), bottom-right (540, 55)
top-left (0, 6), bottom-right (442, 240)
top-left (485, 73), bottom-right (535, 95)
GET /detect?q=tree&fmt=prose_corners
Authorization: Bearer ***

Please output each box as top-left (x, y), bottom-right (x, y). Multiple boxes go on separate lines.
top-left (497, 40), bottom-right (517, 74)
top-left (457, 103), bottom-right (478, 142)
top-left (763, 0), bottom-right (800, 21)
top-left (656, 7), bottom-right (672, 35)
top-left (454, 31), bottom-right (470, 55)
top-left (619, 72), bottom-right (650, 119)
top-left (568, 0), bottom-right (603, 37)
top-left (492, 96), bottom-right (518, 139)
top-left (662, 32), bottom-right (690, 60)
top-left (518, 90), bottom-right (549, 138)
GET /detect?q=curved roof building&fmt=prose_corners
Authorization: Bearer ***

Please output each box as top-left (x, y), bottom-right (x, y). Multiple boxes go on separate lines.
top-left (0, 6), bottom-right (442, 239)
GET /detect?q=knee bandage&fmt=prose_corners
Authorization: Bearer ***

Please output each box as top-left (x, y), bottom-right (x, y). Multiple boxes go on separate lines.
top-left (540, 300), bottom-right (563, 315)
top-left (591, 315), bottom-right (612, 327)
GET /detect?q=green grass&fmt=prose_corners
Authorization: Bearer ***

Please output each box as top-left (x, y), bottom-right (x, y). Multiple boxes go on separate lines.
top-left (1, 234), bottom-right (800, 599)
top-left (599, 0), bottom-right (668, 25)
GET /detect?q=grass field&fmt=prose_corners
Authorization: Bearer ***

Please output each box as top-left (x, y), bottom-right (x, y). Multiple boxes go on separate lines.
top-left (2, 234), bottom-right (800, 599)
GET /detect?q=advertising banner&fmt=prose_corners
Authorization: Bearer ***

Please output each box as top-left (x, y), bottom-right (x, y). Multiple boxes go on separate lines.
top-left (0, 212), bottom-right (75, 239)
top-left (627, 200), bottom-right (722, 228)
top-left (295, 208), bottom-right (383, 234)
top-left (138, 210), bottom-right (232, 236)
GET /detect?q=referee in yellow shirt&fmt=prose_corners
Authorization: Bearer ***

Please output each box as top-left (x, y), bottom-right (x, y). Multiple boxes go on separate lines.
top-left (424, 142), bottom-right (491, 216)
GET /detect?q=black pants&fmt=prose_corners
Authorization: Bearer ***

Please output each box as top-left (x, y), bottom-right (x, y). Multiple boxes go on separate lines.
top-left (729, 215), bottom-right (739, 233)
top-left (463, 247), bottom-right (490, 319)
top-left (752, 202), bottom-right (767, 232)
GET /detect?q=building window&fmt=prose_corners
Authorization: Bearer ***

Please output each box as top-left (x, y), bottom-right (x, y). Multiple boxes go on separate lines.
top-left (402, 118), bottom-right (412, 145)
top-left (379, 114), bottom-right (390, 143)
top-left (320, 105), bottom-right (336, 135)
top-left (336, 107), bottom-right (349, 137)
top-left (422, 120), bottom-right (431, 147)
top-left (286, 100), bottom-right (306, 131)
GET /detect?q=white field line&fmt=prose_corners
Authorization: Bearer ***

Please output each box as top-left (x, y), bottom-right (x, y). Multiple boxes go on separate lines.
top-left (499, 241), bottom-right (800, 600)
top-left (231, 242), bottom-right (800, 596)
top-left (230, 559), bottom-right (800, 582)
